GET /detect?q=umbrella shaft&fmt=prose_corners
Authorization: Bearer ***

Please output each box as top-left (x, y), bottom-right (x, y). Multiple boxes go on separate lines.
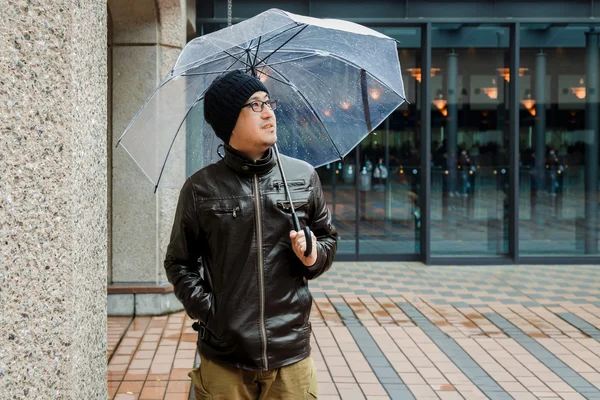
top-left (273, 143), bottom-right (300, 231)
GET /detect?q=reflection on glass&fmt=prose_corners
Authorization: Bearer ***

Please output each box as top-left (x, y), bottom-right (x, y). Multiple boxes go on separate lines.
top-left (317, 159), bottom-right (356, 256)
top-left (317, 27), bottom-right (421, 256)
top-left (358, 102), bottom-right (421, 255)
top-left (431, 25), bottom-right (510, 256)
top-left (519, 24), bottom-right (600, 255)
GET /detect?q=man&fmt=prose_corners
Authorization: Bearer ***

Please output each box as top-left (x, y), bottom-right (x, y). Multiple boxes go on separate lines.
top-left (164, 70), bottom-right (338, 399)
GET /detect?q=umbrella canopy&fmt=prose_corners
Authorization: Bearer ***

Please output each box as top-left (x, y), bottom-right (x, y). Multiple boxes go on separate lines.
top-left (117, 8), bottom-right (406, 190)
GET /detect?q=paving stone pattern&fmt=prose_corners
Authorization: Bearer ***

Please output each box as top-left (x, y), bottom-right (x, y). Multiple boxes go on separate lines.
top-left (108, 262), bottom-right (600, 399)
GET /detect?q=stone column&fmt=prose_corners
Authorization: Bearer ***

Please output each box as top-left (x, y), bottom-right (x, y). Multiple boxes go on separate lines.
top-left (1, 1), bottom-right (107, 398)
top-left (109, 0), bottom-right (186, 285)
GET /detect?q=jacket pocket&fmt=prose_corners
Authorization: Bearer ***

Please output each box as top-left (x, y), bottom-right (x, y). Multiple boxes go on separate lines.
top-left (296, 285), bottom-right (312, 325)
top-left (277, 200), bottom-right (309, 211)
top-left (273, 179), bottom-right (306, 191)
top-left (211, 206), bottom-right (240, 218)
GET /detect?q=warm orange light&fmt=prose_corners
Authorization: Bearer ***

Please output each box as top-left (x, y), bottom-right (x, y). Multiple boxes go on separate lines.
top-left (407, 67), bottom-right (441, 82)
top-left (482, 87), bottom-right (498, 99)
top-left (497, 67), bottom-right (528, 82)
top-left (433, 91), bottom-right (447, 116)
top-left (323, 108), bottom-right (332, 117)
top-left (433, 98), bottom-right (447, 110)
top-left (340, 100), bottom-right (351, 110)
top-left (570, 79), bottom-right (586, 99)
top-left (521, 99), bottom-right (535, 109)
top-left (480, 78), bottom-right (499, 99)
top-left (521, 90), bottom-right (536, 116)
top-left (369, 87), bottom-right (383, 100)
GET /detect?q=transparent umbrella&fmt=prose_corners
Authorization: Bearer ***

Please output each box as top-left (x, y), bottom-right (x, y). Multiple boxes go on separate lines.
top-left (116, 8), bottom-right (406, 190)
top-left (116, 8), bottom-right (406, 255)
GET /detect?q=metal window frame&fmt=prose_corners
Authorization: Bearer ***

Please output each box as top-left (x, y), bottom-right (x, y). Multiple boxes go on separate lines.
top-left (420, 23), bottom-right (432, 265)
top-left (509, 23), bottom-right (520, 263)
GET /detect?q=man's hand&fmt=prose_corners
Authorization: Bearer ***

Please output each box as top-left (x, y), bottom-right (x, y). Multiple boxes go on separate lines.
top-left (289, 229), bottom-right (317, 267)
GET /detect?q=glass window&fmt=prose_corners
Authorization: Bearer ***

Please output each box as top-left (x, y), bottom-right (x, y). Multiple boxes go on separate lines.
top-left (430, 24), bottom-right (511, 256)
top-left (317, 26), bottom-right (421, 256)
top-left (519, 24), bottom-right (600, 256)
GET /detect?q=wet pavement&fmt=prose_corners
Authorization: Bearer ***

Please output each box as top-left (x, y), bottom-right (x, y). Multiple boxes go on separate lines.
top-left (108, 262), bottom-right (600, 399)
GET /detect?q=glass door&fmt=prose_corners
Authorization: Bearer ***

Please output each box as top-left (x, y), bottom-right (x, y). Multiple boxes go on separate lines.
top-left (430, 24), bottom-right (511, 256)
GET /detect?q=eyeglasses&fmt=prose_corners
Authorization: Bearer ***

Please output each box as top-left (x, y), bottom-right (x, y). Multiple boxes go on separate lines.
top-left (242, 99), bottom-right (277, 113)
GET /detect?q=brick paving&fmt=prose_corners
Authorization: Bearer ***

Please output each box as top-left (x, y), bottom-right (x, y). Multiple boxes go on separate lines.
top-left (107, 262), bottom-right (600, 399)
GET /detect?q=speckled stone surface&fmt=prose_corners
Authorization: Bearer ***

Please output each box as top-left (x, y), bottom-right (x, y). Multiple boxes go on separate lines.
top-left (0, 0), bottom-right (107, 398)
top-left (108, 0), bottom-right (158, 44)
top-left (111, 45), bottom-right (159, 283)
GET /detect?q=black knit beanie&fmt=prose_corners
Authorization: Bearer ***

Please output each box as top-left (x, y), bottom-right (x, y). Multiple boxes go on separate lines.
top-left (204, 70), bottom-right (269, 144)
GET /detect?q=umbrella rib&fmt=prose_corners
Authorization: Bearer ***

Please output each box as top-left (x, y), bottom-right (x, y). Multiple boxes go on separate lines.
top-left (181, 54), bottom-right (248, 77)
top-left (175, 24), bottom-right (308, 79)
top-left (118, 48), bottom-right (249, 146)
top-left (258, 53), bottom-right (318, 68)
top-left (223, 49), bottom-right (251, 67)
top-left (182, 54), bottom-right (319, 87)
top-left (324, 52), bottom-right (407, 103)
top-left (174, 46), bottom-right (246, 77)
top-left (153, 90), bottom-right (208, 191)
top-left (176, 24), bottom-right (302, 74)
top-left (245, 23), bottom-right (305, 53)
top-left (266, 64), bottom-right (344, 161)
top-left (251, 36), bottom-right (261, 74)
top-left (258, 24), bottom-right (309, 66)
top-left (256, 71), bottom-right (293, 87)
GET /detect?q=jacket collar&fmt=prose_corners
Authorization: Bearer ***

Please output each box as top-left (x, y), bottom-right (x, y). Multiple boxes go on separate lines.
top-left (223, 144), bottom-right (276, 176)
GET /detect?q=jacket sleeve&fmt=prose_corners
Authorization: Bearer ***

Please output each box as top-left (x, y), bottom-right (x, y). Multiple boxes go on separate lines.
top-left (164, 178), bottom-right (212, 321)
top-left (304, 170), bottom-right (338, 280)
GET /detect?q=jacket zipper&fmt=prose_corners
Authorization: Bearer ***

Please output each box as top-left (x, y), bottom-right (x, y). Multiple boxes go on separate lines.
top-left (253, 175), bottom-right (268, 370)
top-left (214, 206), bottom-right (239, 217)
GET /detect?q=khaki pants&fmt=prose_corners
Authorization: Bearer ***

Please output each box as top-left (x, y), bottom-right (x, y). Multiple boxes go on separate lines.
top-left (189, 354), bottom-right (318, 400)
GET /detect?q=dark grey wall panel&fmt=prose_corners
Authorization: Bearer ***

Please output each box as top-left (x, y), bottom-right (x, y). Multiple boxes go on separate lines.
top-left (494, 0), bottom-right (590, 18)
top-left (213, 1), bottom-right (310, 18)
top-left (199, 0), bottom-right (598, 23)
top-left (310, 0), bottom-right (406, 18)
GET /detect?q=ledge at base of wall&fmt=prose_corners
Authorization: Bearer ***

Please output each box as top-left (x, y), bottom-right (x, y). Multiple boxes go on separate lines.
top-left (108, 284), bottom-right (184, 316)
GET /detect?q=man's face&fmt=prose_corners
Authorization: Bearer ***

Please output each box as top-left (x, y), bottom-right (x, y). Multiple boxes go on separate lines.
top-left (230, 91), bottom-right (277, 157)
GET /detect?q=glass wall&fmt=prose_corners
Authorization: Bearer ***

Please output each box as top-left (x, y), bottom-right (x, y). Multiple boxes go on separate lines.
top-left (430, 25), bottom-right (510, 256)
top-left (196, 18), bottom-right (600, 263)
top-left (519, 24), bottom-right (600, 256)
top-left (319, 22), bottom-right (599, 261)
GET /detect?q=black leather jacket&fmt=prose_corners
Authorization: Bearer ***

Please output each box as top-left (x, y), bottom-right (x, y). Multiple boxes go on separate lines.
top-left (164, 145), bottom-right (338, 371)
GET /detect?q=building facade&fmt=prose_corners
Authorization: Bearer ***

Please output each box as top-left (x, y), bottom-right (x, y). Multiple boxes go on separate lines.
top-left (196, 0), bottom-right (600, 265)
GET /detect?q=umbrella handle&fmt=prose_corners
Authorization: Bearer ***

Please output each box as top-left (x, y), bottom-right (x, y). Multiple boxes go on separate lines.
top-left (292, 213), bottom-right (312, 258)
top-left (303, 226), bottom-right (312, 258)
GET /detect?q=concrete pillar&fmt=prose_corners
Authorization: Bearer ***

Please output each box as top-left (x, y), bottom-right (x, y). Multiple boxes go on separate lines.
top-left (446, 51), bottom-right (459, 195)
top-left (534, 51), bottom-right (547, 191)
top-left (530, 51), bottom-right (547, 230)
top-left (108, 0), bottom-right (187, 284)
top-left (585, 31), bottom-right (599, 254)
top-left (1, 1), bottom-right (107, 397)
top-left (442, 51), bottom-right (459, 227)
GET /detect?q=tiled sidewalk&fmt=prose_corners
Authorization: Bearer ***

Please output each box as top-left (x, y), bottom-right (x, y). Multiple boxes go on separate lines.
top-left (108, 263), bottom-right (600, 399)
